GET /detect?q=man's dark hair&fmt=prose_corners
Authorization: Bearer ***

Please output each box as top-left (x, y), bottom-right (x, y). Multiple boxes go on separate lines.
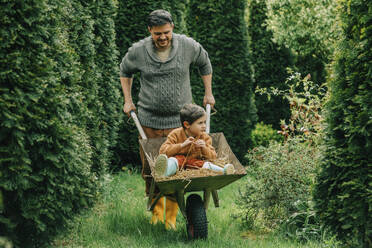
top-left (148, 9), bottom-right (173, 28)
top-left (180, 104), bottom-right (206, 128)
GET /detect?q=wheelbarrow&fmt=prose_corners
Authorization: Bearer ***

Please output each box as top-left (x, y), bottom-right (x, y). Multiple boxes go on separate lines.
top-left (130, 104), bottom-right (247, 239)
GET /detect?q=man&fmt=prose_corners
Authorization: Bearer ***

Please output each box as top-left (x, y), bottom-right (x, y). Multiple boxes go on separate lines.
top-left (120, 9), bottom-right (215, 230)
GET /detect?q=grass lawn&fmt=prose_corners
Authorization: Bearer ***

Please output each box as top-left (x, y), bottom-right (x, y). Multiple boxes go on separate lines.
top-left (51, 170), bottom-right (337, 248)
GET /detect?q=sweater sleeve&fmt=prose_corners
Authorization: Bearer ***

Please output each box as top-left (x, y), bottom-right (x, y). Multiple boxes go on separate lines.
top-left (120, 46), bottom-right (139, 78)
top-left (189, 39), bottom-right (213, 76)
top-left (159, 132), bottom-right (183, 157)
top-left (201, 135), bottom-right (217, 160)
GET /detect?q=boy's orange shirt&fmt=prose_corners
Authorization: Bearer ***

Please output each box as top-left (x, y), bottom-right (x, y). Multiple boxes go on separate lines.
top-left (159, 127), bottom-right (217, 160)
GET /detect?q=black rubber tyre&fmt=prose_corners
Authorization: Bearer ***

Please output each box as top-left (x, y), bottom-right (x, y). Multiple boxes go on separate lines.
top-left (186, 194), bottom-right (208, 239)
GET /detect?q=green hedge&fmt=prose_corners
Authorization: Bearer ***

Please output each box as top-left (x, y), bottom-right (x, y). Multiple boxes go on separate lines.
top-left (0, 0), bottom-right (121, 245)
top-left (186, 0), bottom-right (257, 160)
top-left (314, 0), bottom-right (372, 247)
top-left (247, 0), bottom-right (292, 126)
top-left (90, 0), bottom-right (122, 173)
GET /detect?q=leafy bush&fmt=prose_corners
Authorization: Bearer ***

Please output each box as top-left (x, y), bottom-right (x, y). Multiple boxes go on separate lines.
top-left (239, 73), bottom-right (325, 238)
top-left (314, 1), bottom-right (372, 247)
top-left (256, 71), bottom-right (326, 145)
top-left (251, 122), bottom-right (283, 147)
top-left (240, 138), bottom-right (321, 229)
top-left (265, 0), bottom-right (341, 84)
top-left (266, 0), bottom-right (339, 63)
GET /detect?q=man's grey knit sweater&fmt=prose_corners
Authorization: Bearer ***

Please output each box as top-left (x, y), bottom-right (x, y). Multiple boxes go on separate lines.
top-left (120, 33), bottom-right (212, 129)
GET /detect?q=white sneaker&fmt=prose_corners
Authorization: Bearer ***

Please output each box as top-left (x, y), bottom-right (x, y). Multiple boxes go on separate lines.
top-left (154, 154), bottom-right (168, 177)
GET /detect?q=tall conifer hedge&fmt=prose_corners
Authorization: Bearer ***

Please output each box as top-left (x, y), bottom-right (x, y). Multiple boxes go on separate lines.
top-left (314, 0), bottom-right (372, 247)
top-left (247, 0), bottom-right (292, 126)
top-left (90, 0), bottom-right (122, 173)
top-left (186, 0), bottom-right (257, 160)
top-left (0, 0), bottom-right (99, 245)
top-left (0, 0), bottom-right (121, 245)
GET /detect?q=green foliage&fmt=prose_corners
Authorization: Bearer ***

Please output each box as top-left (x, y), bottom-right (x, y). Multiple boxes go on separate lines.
top-left (266, 0), bottom-right (339, 62)
top-left (64, 0), bottom-right (104, 174)
top-left (266, 0), bottom-right (341, 83)
top-left (113, 0), bottom-right (188, 169)
top-left (247, 0), bottom-right (292, 126)
top-left (256, 71), bottom-right (327, 145)
top-left (239, 72), bottom-right (325, 237)
top-left (280, 200), bottom-right (325, 242)
top-left (251, 122), bottom-right (283, 147)
top-left (240, 138), bottom-right (321, 229)
top-left (90, 0), bottom-right (122, 173)
top-left (314, 0), bottom-right (372, 247)
top-left (0, 0), bottom-right (121, 245)
top-left (186, 0), bottom-right (257, 160)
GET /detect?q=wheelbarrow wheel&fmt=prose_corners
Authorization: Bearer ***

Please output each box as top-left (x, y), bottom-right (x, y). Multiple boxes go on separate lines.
top-left (186, 194), bottom-right (208, 239)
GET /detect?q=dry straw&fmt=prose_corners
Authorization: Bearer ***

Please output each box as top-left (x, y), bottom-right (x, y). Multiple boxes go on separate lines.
top-left (147, 152), bottom-right (236, 182)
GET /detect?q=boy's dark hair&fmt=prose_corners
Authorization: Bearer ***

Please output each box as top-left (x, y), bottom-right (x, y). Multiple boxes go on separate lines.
top-left (180, 104), bottom-right (206, 128)
top-left (148, 9), bottom-right (173, 28)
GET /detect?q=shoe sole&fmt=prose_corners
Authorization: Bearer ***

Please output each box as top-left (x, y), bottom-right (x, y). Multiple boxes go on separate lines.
top-left (155, 154), bottom-right (168, 177)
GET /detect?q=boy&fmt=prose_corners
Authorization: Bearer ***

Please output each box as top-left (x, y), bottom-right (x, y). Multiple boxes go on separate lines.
top-left (155, 103), bottom-right (234, 176)
top-left (153, 104), bottom-right (234, 230)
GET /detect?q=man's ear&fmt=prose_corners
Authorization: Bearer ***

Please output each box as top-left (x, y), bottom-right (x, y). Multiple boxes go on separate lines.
top-left (148, 26), bottom-right (151, 33)
top-left (183, 121), bottom-right (190, 129)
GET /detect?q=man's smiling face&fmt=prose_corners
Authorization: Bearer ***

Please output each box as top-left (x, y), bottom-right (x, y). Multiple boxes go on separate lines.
top-left (148, 23), bottom-right (174, 50)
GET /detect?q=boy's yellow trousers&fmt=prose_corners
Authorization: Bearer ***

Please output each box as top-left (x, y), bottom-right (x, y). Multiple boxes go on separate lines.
top-left (150, 197), bottom-right (178, 230)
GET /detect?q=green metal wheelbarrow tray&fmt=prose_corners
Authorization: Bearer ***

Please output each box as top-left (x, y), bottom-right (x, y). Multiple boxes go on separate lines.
top-left (130, 105), bottom-right (247, 239)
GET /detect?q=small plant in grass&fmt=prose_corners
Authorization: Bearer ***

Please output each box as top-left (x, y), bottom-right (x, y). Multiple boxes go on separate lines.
top-left (279, 200), bottom-right (342, 246)
top-left (239, 72), bottom-right (327, 241)
top-left (280, 200), bottom-right (322, 241)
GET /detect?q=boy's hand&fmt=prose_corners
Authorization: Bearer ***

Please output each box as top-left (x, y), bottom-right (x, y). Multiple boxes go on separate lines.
top-left (181, 137), bottom-right (194, 148)
top-left (193, 139), bottom-right (206, 148)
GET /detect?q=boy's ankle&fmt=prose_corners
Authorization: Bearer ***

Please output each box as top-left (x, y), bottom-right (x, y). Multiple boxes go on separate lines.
top-left (166, 157), bottom-right (178, 176)
top-left (223, 163), bottom-right (235, 175)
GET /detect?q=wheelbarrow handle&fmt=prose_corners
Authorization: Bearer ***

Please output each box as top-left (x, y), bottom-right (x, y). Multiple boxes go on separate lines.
top-left (130, 111), bottom-right (147, 140)
top-left (206, 104), bottom-right (211, 134)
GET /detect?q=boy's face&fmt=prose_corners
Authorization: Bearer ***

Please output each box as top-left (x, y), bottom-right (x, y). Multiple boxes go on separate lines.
top-left (185, 114), bottom-right (207, 137)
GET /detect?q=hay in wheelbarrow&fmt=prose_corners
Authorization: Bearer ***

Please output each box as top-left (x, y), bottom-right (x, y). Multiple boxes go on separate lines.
top-left (140, 132), bottom-right (246, 194)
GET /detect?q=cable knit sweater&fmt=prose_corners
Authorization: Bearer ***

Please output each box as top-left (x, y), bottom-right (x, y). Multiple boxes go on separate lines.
top-left (120, 33), bottom-right (213, 129)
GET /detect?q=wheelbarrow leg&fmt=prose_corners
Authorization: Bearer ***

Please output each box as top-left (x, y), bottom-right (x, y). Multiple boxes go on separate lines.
top-left (203, 190), bottom-right (211, 210)
top-left (204, 190), bottom-right (219, 209)
top-left (175, 189), bottom-right (187, 219)
top-left (147, 178), bottom-right (163, 211)
top-left (212, 190), bottom-right (220, 208)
